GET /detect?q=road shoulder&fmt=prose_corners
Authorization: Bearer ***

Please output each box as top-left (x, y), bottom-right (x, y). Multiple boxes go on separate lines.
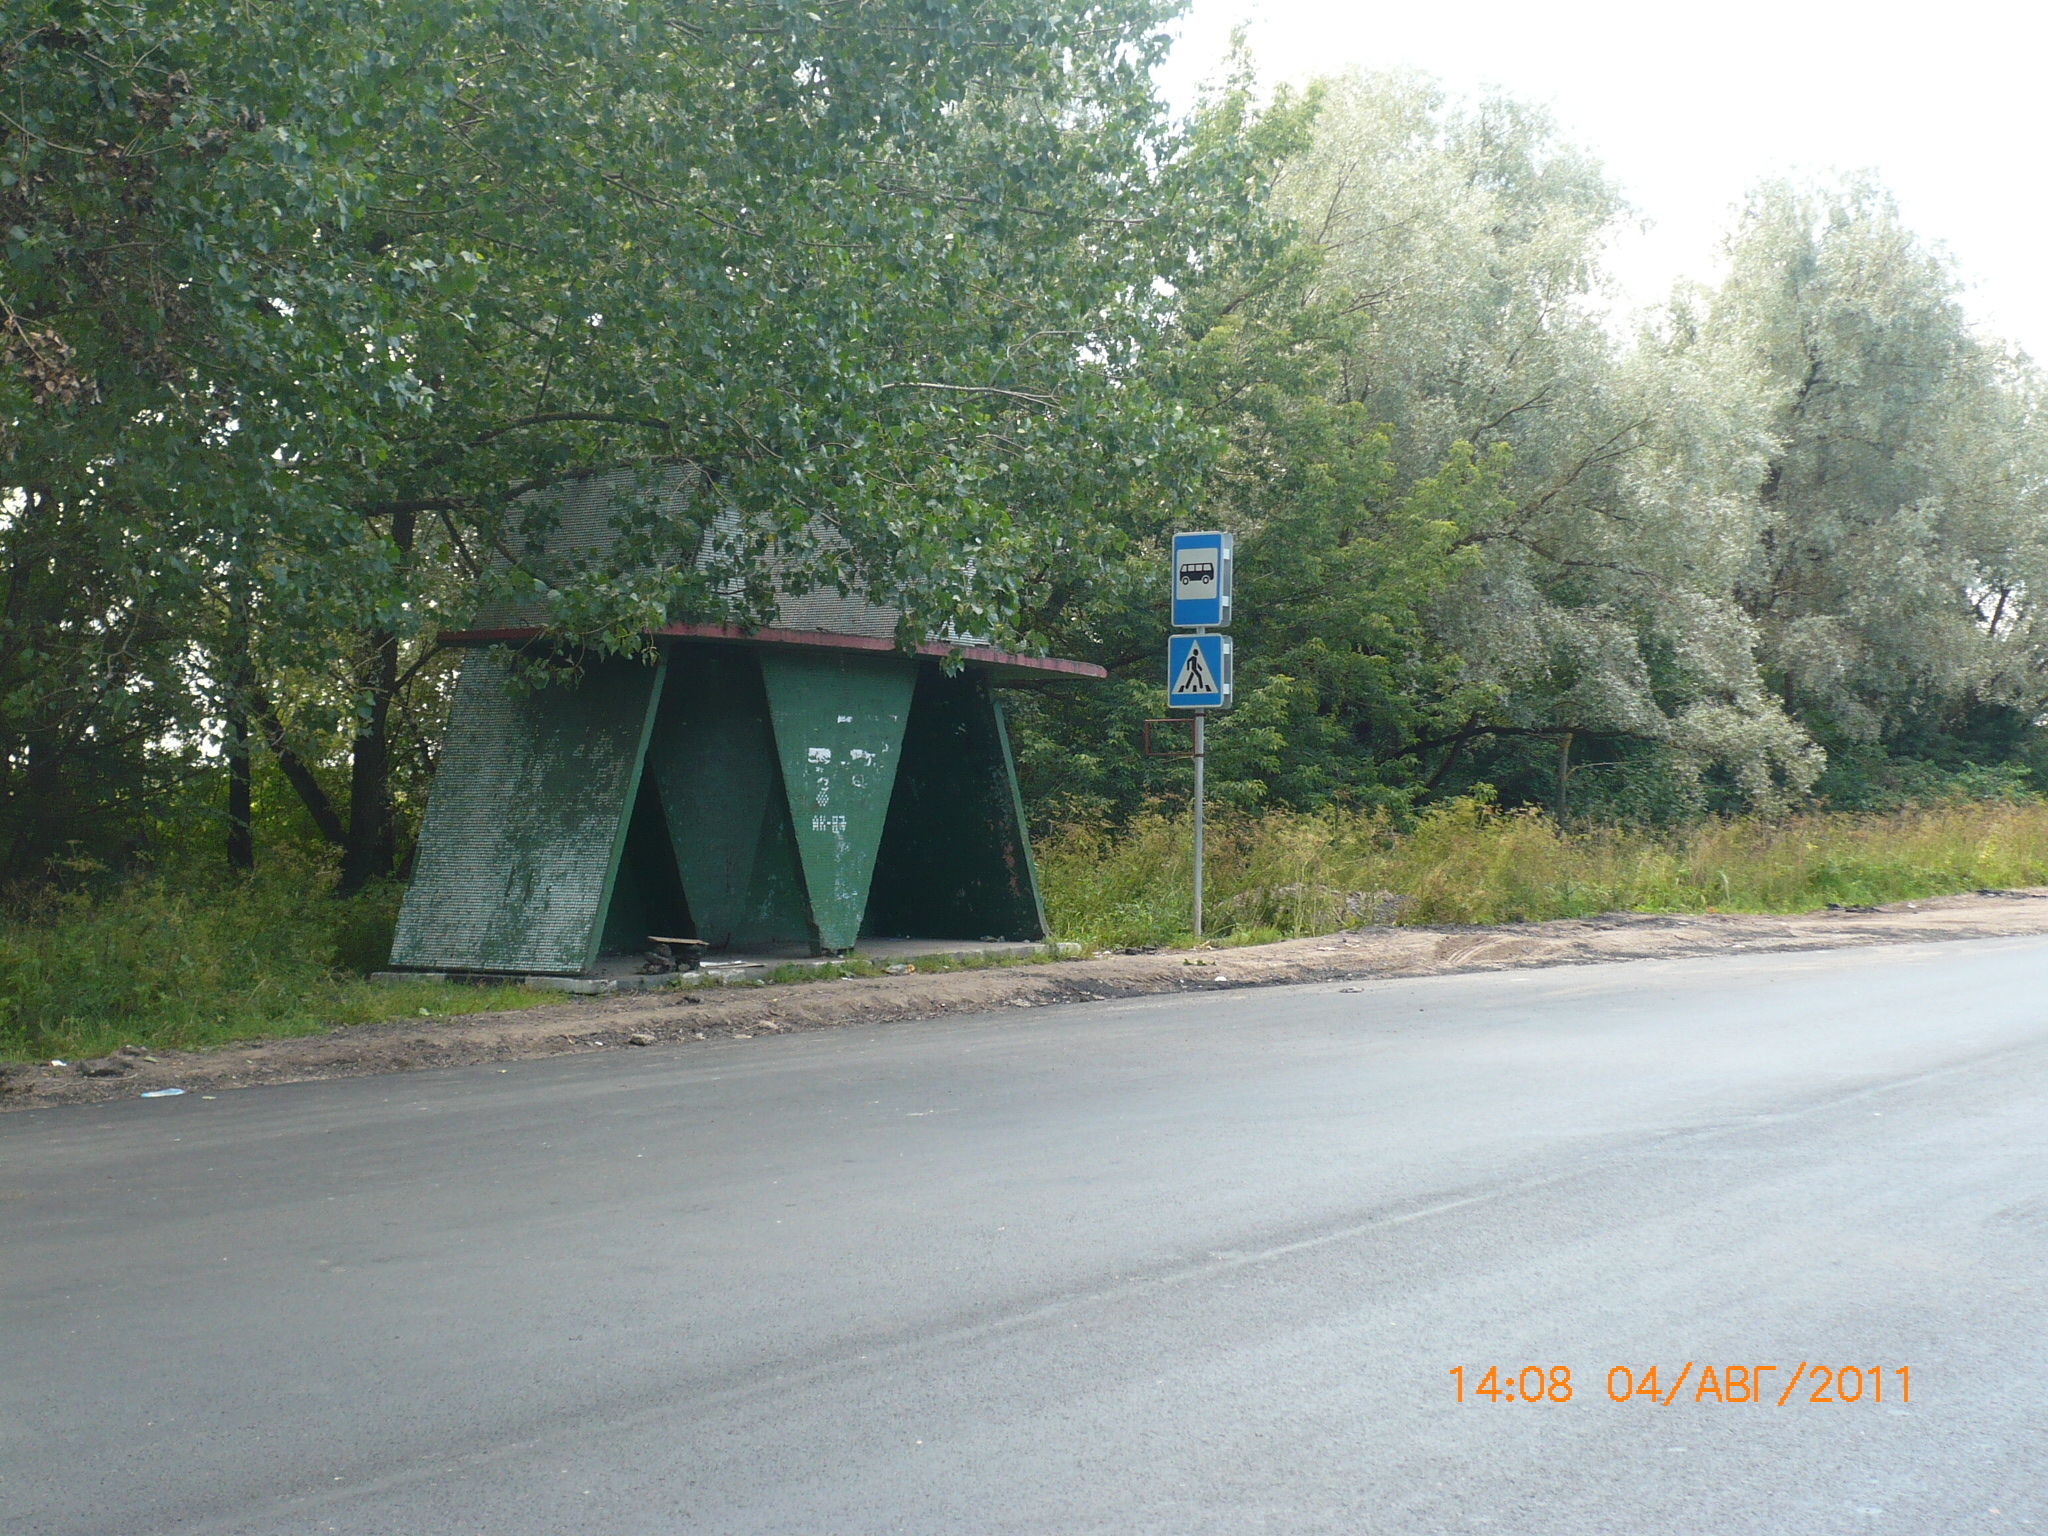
top-left (9, 890), bottom-right (2048, 1109)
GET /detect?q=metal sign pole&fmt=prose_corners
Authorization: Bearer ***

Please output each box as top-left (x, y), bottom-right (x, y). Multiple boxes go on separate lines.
top-left (1192, 710), bottom-right (1205, 939)
top-left (1169, 529), bottom-right (1233, 944)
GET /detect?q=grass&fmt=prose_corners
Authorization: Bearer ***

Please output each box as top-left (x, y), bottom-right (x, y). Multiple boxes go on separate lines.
top-left (0, 856), bottom-right (557, 1065)
top-left (1037, 797), bottom-right (2048, 952)
top-left (0, 860), bottom-right (1062, 1064)
top-left (11, 796), bottom-right (2048, 1064)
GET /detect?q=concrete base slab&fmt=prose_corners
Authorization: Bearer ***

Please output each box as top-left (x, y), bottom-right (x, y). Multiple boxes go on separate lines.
top-left (372, 938), bottom-right (1073, 993)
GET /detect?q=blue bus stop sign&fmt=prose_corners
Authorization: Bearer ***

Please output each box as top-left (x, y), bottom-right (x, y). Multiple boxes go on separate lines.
top-left (1167, 633), bottom-right (1232, 710)
top-left (1171, 531), bottom-right (1233, 629)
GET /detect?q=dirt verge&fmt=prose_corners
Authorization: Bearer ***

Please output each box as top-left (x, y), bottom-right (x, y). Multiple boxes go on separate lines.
top-left (10, 890), bottom-right (2048, 1110)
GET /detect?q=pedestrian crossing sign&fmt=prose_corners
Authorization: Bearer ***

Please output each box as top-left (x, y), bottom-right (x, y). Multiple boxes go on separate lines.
top-left (1167, 633), bottom-right (1232, 710)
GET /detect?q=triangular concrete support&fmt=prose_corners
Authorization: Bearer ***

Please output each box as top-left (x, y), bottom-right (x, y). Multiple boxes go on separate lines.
top-left (758, 650), bottom-right (917, 953)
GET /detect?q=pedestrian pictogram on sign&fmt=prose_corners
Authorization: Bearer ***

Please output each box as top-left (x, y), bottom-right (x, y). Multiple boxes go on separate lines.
top-left (1167, 633), bottom-right (1232, 710)
top-left (1170, 532), bottom-right (1233, 628)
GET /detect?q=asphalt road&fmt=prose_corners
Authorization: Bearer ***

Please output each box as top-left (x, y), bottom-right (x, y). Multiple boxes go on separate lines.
top-left (5, 938), bottom-right (2047, 1534)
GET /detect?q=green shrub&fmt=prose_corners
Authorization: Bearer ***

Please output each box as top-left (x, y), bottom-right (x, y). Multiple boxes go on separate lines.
top-left (0, 856), bottom-right (551, 1063)
top-left (328, 883), bottom-right (403, 974)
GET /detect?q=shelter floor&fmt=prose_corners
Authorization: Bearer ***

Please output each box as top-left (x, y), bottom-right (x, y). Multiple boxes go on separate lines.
top-left (376, 937), bottom-right (1050, 994)
top-left (596, 937), bottom-right (1047, 988)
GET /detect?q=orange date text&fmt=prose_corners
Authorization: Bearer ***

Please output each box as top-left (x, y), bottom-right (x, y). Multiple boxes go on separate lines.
top-left (1450, 1363), bottom-right (1911, 1405)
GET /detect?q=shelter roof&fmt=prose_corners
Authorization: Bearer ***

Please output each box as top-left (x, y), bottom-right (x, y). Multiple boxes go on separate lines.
top-left (440, 465), bottom-right (1103, 683)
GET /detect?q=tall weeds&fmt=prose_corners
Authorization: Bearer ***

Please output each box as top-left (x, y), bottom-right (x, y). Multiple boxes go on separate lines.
top-left (1036, 798), bottom-right (2048, 950)
top-left (11, 799), bottom-right (2048, 1063)
top-left (0, 856), bottom-right (545, 1063)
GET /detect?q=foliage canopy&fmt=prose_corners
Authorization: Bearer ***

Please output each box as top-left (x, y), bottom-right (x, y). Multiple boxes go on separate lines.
top-left (6, 19), bottom-right (2048, 890)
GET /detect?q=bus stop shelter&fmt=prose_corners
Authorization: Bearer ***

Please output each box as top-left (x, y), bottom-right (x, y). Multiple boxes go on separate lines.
top-left (385, 470), bottom-right (1101, 981)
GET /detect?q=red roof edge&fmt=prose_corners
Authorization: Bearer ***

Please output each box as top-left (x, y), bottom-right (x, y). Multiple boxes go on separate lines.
top-left (435, 623), bottom-right (1107, 680)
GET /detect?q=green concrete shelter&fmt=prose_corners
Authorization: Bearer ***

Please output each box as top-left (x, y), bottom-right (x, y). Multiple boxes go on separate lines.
top-left (386, 471), bottom-right (1100, 976)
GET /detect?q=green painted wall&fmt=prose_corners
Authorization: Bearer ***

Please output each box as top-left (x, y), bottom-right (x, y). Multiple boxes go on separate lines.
top-left (598, 770), bottom-right (694, 954)
top-left (758, 650), bottom-right (917, 952)
top-left (390, 650), bottom-right (665, 974)
top-left (395, 640), bottom-right (1059, 973)
top-left (865, 663), bottom-right (1046, 942)
top-left (646, 648), bottom-right (814, 949)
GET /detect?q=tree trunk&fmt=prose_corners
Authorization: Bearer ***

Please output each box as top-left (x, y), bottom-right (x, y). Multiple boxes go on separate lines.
top-left (1555, 731), bottom-right (1573, 829)
top-left (337, 627), bottom-right (396, 896)
top-left (226, 584), bottom-right (254, 872)
top-left (337, 510), bottom-right (415, 896)
top-left (1421, 715), bottom-right (1482, 795)
top-left (253, 688), bottom-right (347, 849)
top-left (226, 709), bottom-right (253, 871)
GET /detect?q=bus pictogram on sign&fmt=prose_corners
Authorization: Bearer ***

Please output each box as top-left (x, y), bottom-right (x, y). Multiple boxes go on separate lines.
top-left (1170, 532), bottom-right (1233, 628)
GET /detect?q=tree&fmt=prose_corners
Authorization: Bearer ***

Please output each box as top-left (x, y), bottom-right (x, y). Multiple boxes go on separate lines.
top-left (1708, 179), bottom-right (2048, 797)
top-left (5, 0), bottom-right (1271, 882)
top-left (1267, 71), bottom-right (1822, 816)
top-left (1006, 66), bottom-right (1495, 824)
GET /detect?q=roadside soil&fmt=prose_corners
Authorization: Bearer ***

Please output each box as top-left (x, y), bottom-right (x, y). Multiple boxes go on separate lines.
top-left (10, 889), bottom-right (2048, 1111)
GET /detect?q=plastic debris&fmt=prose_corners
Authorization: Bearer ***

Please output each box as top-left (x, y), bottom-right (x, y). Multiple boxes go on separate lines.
top-left (140, 1087), bottom-right (185, 1098)
top-left (49, 1060), bottom-right (66, 1067)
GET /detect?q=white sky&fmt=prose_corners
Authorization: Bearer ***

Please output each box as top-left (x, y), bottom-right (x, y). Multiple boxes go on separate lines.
top-left (1155, 0), bottom-right (2047, 357)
